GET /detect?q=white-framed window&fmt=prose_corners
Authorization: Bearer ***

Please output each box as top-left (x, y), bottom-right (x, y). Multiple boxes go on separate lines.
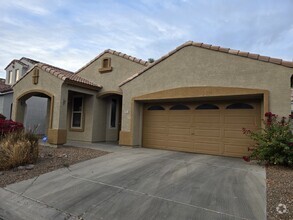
top-left (8, 71), bottom-right (13, 84)
top-left (109, 99), bottom-right (117, 128)
top-left (71, 96), bottom-right (83, 129)
top-left (15, 69), bottom-right (20, 81)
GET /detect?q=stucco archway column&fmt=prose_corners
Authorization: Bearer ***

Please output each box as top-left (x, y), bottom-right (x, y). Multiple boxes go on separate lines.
top-left (47, 88), bottom-right (68, 145)
top-left (12, 99), bottom-right (26, 124)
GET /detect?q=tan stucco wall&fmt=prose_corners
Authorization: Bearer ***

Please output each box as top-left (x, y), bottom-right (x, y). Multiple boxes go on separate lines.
top-left (65, 85), bottom-right (98, 142)
top-left (91, 96), bottom-right (121, 142)
top-left (121, 46), bottom-right (293, 144)
top-left (77, 53), bottom-right (146, 92)
top-left (12, 68), bottom-right (64, 129)
top-left (76, 53), bottom-right (146, 142)
top-left (91, 97), bottom-right (107, 142)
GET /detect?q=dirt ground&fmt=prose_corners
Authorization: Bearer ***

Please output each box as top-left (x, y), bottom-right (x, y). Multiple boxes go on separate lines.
top-left (266, 165), bottom-right (292, 220)
top-left (0, 145), bottom-right (109, 187)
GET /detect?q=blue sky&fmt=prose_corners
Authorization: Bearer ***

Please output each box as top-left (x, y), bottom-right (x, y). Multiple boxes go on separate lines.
top-left (0, 0), bottom-right (293, 78)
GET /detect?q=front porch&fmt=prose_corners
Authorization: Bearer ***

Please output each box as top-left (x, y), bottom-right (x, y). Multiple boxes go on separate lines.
top-left (11, 63), bottom-right (122, 146)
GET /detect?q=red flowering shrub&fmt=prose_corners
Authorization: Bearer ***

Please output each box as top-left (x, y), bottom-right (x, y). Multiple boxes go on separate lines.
top-left (0, 119), bottom-right (24, 136)
top-left (243, 112), bottom-right (293, 166)
top-left (242, 156), bottom-right (250, 162)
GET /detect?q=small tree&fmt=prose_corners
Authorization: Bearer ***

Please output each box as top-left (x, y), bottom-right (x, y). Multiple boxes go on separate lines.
top-left (243, 112), bottom-right (293, 166)
top-left (148, 58), bottom-right (155, 63)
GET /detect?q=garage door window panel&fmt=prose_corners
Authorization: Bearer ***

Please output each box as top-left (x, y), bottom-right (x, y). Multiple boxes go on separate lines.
top-left (147, 105), bottom-right (165, 110)
top-left (170, 104), bottom-right (190, 110)
top-left (226, 103), bottom-right (254, 109)
top-left (196, 104), bottom-right (219, 110)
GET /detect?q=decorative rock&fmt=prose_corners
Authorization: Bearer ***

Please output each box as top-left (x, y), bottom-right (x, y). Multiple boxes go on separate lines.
top-left (48, 153), bottom-right (53, 157)
top-left (25, 164), bottom-right (35, 170)
top-left (58, 154), bottom-right (68, 158)
top-left (0, 172), bottom-right (4, 176)
top-left (17, 166), bottom-right (26, 171)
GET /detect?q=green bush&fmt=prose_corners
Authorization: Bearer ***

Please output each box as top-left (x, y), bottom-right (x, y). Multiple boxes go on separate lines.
top-left (0, 131), bottom-right (39, 170)
top-left (243, 112), bottom-right (293, 166)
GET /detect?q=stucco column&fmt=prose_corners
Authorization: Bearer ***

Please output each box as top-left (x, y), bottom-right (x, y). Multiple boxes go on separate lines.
top-left (47, 88), bottom-right (68, 145)
top-left (132, 101), bottom-right (143, 146)
top-left (12, 99), bottom-right (26, 124)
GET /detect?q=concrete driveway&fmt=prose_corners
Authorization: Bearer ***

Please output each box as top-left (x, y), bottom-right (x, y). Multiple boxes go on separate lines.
top-left (0, 142), bottom-right (266, 220)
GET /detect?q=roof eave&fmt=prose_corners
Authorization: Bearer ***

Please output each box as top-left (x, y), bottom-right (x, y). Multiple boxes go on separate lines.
top-left (64, 79), bottom-right (102, 91)
top-left (0, 90), bottom-right (13, 95)
top-left (5, 59), bottom-right (29, 70)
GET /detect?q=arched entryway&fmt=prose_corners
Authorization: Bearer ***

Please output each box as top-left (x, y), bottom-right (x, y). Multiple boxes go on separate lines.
top-left (14, 90), bottom-right (54, 137)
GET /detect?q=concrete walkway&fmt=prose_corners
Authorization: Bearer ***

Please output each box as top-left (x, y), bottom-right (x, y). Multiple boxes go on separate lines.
top-left (0, 142), bottom-right (266, 220)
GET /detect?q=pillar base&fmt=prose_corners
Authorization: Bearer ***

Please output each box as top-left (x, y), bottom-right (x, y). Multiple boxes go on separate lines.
top-left (48, 129), bottom-right (67, 145)
top-left (119, 131), bottom-right (132, 146)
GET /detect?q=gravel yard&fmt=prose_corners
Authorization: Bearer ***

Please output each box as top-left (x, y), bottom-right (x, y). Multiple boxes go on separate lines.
top-left (267, 165), bottom-right (292, 220)
top-left (0, 145), bottom-right (109, 187)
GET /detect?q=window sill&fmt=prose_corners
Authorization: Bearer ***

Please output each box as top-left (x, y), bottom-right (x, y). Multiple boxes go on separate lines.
top-left (99, 67), bottom-right (113, 73)
top-left (69, 128), bottom-right (84, 132)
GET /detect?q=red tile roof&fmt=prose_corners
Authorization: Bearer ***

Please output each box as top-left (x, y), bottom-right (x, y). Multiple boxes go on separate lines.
top-left (13, 63), bottom-right (102, 90)
top-left (76, 49), bottom-right (148, 74)
top-left (0, 81), bottom-right (12, 93)
top-left (37, 63), bottom-right (102, 89)
top-left (120, 41), bottom-right (293, 86)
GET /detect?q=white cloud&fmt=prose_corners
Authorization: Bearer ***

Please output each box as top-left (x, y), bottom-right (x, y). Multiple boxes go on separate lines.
top-left (0, 0), bottom-right (293, 78)
top-left (0, 0), bottom-right (50, 15)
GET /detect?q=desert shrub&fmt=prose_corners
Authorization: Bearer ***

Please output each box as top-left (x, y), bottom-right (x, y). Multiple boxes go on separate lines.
top-left (0, 131), bottom-right (39, 170)
top-left (243, 112), bottom-right (293, 166)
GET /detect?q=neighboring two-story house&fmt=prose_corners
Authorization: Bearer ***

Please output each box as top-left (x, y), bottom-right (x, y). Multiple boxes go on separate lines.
top-left (0, 78), bottom-right (13, 119)
top-left (2, 57), bottom-right (47, 134)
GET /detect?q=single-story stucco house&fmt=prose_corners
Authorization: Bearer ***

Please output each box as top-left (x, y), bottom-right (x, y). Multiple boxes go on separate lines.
top-left (11, 41), bottom-right (293, 157)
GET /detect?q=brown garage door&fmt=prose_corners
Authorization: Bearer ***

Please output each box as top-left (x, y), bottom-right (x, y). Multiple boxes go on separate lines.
top-left (143, 100), bottom-right (261, 157)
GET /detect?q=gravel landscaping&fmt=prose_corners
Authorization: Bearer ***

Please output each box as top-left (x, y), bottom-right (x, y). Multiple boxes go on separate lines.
top-left (267, 165), bottom-right (292, 220)
top-left (0, 145), bottom-right (109, 187)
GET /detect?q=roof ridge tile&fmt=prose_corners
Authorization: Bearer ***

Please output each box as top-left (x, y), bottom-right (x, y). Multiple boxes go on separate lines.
top-left (247, 53), bottom-right (259, 59)
top-left (258, 55), bottom-right (270, 62)
top-left (75, 49), bottom-right (148, 74)
top-left (228, 49), bottom-right (240, 55)
top-left (218, 47), bottom-right (230, 53)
